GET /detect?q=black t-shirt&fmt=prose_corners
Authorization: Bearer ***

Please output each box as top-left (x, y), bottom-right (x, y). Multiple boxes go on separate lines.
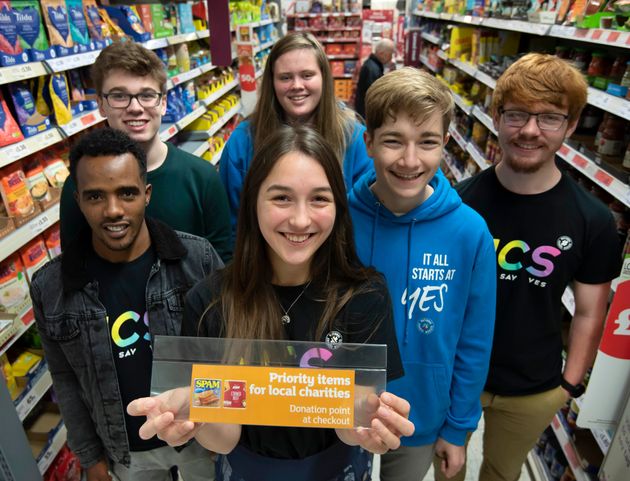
top-left (182, 271), bottom-right (403, 459)
top-left (87, 247), bottom-right (165, 451)
top-left (457, 167), bottom-right (620, 396)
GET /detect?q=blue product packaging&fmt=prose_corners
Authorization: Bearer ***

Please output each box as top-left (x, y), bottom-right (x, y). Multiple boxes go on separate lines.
top-left (65, 0), bottom-right (93, 53)
top-left (11, 0), bottom-right (56, 62)
top-left (103, 5), bottom-right (150, 42)
top-left (8, 81), bottom-right (51, 137)
top-left (0, 2), bottom-right (30, 66)
top-left (176, 2), bottom-right (195, 34)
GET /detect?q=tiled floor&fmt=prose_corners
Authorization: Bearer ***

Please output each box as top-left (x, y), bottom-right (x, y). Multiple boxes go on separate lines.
top-left (371, 416), bottom-right (532, 481)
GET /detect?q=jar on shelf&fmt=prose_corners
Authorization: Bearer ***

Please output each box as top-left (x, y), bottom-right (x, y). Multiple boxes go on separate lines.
top-left (587, 52), bottom-right (611, 89)
top-left (555, 45), bottom-right (571, 60)
top-left (597, 114), bottom-right (626, 159)
top-left (571, 48), bottom-right (590, 73)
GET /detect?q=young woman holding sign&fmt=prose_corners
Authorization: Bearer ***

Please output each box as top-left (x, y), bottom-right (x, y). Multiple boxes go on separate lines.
top-left (128, 126), bottom-right (413, 480)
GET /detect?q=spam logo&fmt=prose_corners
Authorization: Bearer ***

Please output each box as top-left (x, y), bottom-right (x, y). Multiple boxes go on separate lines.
top-left (195, 379), bottom-right (221, 390)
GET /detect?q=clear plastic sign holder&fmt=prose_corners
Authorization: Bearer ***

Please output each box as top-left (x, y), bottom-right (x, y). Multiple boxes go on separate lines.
top-left (151, 336), bottom-right (387, 429)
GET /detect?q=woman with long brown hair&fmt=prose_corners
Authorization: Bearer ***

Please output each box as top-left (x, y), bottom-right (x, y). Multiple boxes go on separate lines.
top-left (219, 32), bottom-right (372, 238)
top-left (129, 126), bottom-right (413, 480)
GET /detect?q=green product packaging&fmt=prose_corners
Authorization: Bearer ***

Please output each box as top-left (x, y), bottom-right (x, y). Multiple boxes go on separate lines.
top-left (150, 3), bottom-right (173, 38)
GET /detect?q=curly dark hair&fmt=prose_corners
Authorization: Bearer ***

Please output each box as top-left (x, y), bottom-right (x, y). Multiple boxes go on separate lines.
top-left (69, 127), bottom-right (147, 185)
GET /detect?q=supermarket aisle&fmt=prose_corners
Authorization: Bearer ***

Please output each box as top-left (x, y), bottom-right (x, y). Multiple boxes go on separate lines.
top-left (371, 416), bottom-right (532, 481)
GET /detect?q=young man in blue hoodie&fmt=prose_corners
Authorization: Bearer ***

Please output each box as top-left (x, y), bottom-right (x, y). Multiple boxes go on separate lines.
top-left (348, 67), bottom-right (497, 481)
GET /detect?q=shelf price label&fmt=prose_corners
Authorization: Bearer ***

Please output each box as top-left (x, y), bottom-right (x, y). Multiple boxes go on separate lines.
top-left (571, 154), bottom-right (588, 169)
top-left (607, 31), bottom-right (620, 44)
top-left (80, 113), bottom-right (97, 126)
top-left (29, 214), bottom-right (50, 235)
top-left (594, 169), bottom-right (613, 187)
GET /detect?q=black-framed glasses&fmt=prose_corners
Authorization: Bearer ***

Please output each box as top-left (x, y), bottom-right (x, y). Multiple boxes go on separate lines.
top-left (499, 108), bottom-right (569, 131)
top-left (101, 91), bottom-right (163, 109)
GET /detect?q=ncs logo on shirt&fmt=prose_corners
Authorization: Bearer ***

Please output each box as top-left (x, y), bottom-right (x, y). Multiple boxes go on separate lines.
top-left (493, 236), bottom-right (573, 278)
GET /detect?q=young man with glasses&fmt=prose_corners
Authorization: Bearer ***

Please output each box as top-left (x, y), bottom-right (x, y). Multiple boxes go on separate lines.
top-left (436, 53), bottom-right (620, 481)
top-left (59, 41), bottom-right (233, 262)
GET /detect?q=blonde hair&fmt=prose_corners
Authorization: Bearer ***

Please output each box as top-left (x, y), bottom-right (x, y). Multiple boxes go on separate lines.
top-left (250, 32), bottom-right (354, 162)
top-left (492, 53), bottom-right (587, 123)
top-left (365, 67), bottom-right (454, 135)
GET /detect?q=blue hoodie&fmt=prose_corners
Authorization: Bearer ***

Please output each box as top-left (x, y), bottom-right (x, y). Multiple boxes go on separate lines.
top-left (348, 170), bottom-right (497, 447)
top-left (219, 119), bottom-right (373, 237)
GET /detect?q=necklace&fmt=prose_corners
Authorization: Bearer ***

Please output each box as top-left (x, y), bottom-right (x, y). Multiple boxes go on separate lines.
top-left (280, 280), bottom-right (312, 325)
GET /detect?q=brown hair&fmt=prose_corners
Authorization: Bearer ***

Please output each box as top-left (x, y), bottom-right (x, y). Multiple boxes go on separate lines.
top-left (492, 53), bottom-right (588, 123)
top-left (91, 41), bottom-right (167, 95)
top-left (209, 125), bottom-right (376, 341)
top-left (250, 32), bottom-right (354, 162)
top-left (365, 67), bottom-right (454, 135)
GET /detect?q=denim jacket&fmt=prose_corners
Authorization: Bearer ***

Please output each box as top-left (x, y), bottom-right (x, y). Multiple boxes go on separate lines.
top-left (30, 218), bottom-right (223, 468)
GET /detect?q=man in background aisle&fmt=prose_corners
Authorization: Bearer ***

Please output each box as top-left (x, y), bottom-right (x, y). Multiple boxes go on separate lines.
top-left (59, 41), bottom-right (233, 262)
top-left (354, 38), bottom-right (394, 120)
top-left (437, 53), bottom-right (620, 481)
top-left (31, 128), bottom-right (222, 481)
top-left (349, 68), bottom-right (496, 481)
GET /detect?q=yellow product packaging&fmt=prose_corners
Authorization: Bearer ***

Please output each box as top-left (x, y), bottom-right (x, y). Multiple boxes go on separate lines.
top-left (0, 354), bottom-right (20, 400)
top-left (32, 76), bottom-right (51, 118)
top-left (98, 7), bottom-right (126, 40)
top-left (186, 112), bottom-right (212, 131)
top-left (448, 27), bottom-right (473, 61)
top-left (175, 43), bottom-right (190, 73)
top-left (11, 350), bottom-right (42, 377)
top-left (41, 0), bottom-right (74, 49)
top-left (49, 73), bottom-right (72, 126)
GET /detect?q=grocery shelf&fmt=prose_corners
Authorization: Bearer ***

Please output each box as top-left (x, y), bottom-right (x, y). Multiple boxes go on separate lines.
top-left (0, 62), bottom-right (48, 86)
top-left (207, 103), bottom-right (242, 138)
top-left (175, 105), bottom-right (208, 131)
top-left (254, 39), bottom-right (278, 53)
top-left (443, 152), bottom-right (471, 182)
top-left (587, 88), bottom-right (630, 120)
top-left (44, 50), bottom-right (101, 73)
top-left (294, 26), bottom-right (361, 32)
top-left (548, 24), bottom-right (630, 49)
top-left (466, 142), bottom-right (490, 170)
top-left (288, 12), bottom-right (361, 18)
top-left (421, 31), bottom-right (443, 45)
top-left (550, 414), bottom-right (595, 481)
top-left (333, 74), bottom-right (354, 78)
top-left (0, 129), bottom-right (63, 168)
top-left (328, 55), bottom-right (358, 60)
top-left (15, 364), bottom-right (53, 422)
top-left (0, 310), bottom-right (34, 358)
top-left (556, 143), bottom-right (630, 208)
top-left (450, 58), bottom-right (479, 79)
top-left (0, 202), bottom-right (60, 263)
top-left (166, 62), bottom-right (216, 90)
top-left (200, 79), bottom-right (240, 107)
top-left (451, 14), bottom-right (484, 26)
top-left (527, 450), bottom-right (552, 481)
top-left (0, 31), bottom-right (211, 86)
top-left (448, 124), bottom-right (469, 150)
top-left (316, 37), bottom-right (361, 43)
top-left (419, 55), bottom-right (439, 73)
top-left (210, 145), bottom-right (225, 166)
top-left (36, 422), bottom-right (67, 475)
top-left (60, 110), bottom-right (106, 138)
top-left (452, 91), bottom-right (473, 115)
top-left (471, 106), bottom-right (497, 136)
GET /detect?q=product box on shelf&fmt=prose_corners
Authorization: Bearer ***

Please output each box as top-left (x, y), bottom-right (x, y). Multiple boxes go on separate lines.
top-left (150, 3), bottom-right (174, 38)
top-left (0, 254), bottom-right (31, 316)
top-left (0, 90), bottom-right (25, 148)
top-left (83, 0), bottom-right (111, 47)
top-left (8, 81), bottom-right (52, 138)
top-left (66, 0), bottom-right (93, 53)
top-left (176, 1), bottom-right (195, 34)
top-left (11, 0), bottom-right (56, 62)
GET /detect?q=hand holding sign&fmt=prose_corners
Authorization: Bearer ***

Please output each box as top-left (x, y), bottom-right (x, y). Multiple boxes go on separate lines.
top-left (336, 391), bottom-right (414, 454)
top-left (128, 388), bottom-right (241, 454)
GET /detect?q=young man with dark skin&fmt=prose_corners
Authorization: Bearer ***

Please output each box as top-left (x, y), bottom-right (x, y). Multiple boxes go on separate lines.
top-left (31, 128), bottom-right (223, 481)
top-left (59, 41), bottom-right (233, 262)
top-left (437, 53), bottom-right (620, 481)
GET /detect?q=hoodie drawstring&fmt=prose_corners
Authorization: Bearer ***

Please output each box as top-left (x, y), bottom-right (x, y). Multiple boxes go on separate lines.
top-left (403, 219), bottom-right (416, 346)
top-left (369, 201), bottom-right (382, 266)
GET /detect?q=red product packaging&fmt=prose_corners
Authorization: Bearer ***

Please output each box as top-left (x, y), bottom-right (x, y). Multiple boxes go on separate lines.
top-left (0, 90), bottom-right (25, 147)
top-left (43, 224), bottom-right (61, 259)
top-left (223, 380), bottom-right (246, 408)
top-left (19, 236), bottom-right (50, 282)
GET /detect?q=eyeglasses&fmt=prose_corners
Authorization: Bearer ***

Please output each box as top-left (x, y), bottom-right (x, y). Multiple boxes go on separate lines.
top-left (101, 91), bottom-right (163, 109)
top-left (499, 108), bottom-right (569, 131)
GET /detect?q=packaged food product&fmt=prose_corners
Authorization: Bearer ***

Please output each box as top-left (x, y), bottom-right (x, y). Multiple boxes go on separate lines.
top-left (0, 255), bottom-right (30, 314)
top-left (149, 2), bottom-right (174, 38)
top-left (43, 224), bottom-right (61, 258)
top-left (40, 152), bottom-right (70, 188)
top-left (41, 0), bottom-right (75, 56)
top-left (175, 42), bottom-right (190, 73)
top-left (11, 350), bottom-right (42, 377)
top-left (135, 4), bottom-right (153, 36)
top-left (176, 1), bottom-right (195, 34)
top-left (12, 0), bottom-right (54, 62)
top-left (0, 89), bottom-right (24, 147)
top-left (33, 75), bottom-right (52, 118)
top-left (97, 5), bottom-right (125, 40)
top-left (82, 0), bottom-right (110, 43)
top-left (65, 0), bottom-right (92, 52)
top-left (8, 81), bottom-right (52, 137)
top-left (0, 354), bottom-right (20, 399)
top-left (67, 69), bottom-right (86, 101)
top-left (22, 155), bottom-right (51, 203)
top-left (104, 5), bottom-right (150, 42)
top-left (0, 162), bottom-right (35, 217)
top-left (0, 1), bottom-right (28, 66)
top-left (49, 73), bottom-right (72, 125)
top-left (19, 236), bottom-right (50, 282)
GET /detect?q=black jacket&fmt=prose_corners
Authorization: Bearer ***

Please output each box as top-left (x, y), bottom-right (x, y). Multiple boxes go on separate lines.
top-left (355, 54), bottom-right (384, 119)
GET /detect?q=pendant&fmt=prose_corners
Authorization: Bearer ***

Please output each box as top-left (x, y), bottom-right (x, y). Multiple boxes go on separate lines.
top-left (281, 315), bottom-right (291, 324)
